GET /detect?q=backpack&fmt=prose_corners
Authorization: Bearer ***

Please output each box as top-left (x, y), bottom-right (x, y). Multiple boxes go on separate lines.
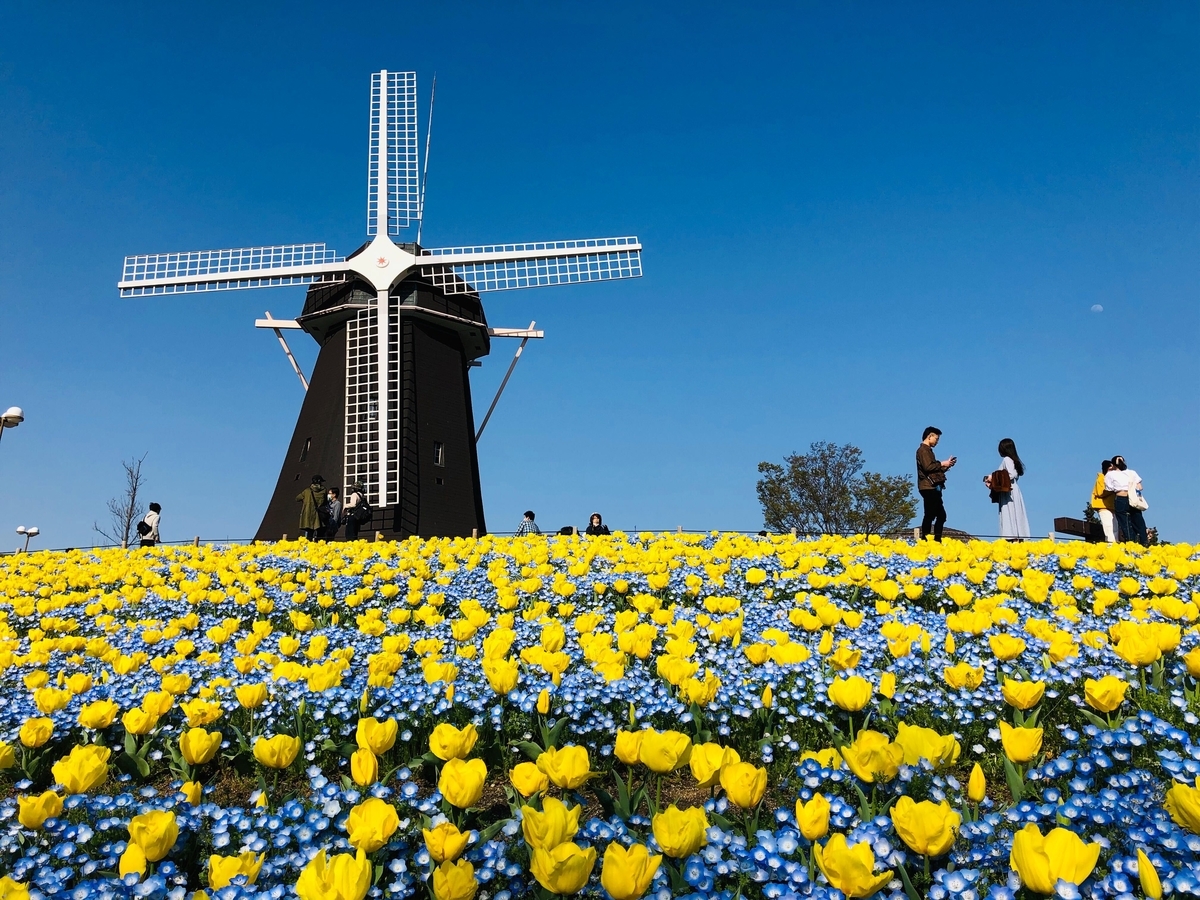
top-left (136, 519), bottom-right (151, 536)
top-left (351, 494), bottom-right (372, 523)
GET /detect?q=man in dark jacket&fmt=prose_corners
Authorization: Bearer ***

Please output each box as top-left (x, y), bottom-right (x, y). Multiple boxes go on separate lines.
top-left (296, 475), bottom-right (326, 540)
top-left (916, 427), bottom-right (956, 541)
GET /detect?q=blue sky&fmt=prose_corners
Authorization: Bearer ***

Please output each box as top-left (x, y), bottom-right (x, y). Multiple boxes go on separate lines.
top-left (0, 2), bottom-right (1196, 548)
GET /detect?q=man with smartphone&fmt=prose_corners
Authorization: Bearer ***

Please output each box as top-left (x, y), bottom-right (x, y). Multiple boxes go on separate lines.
top-left (916, 426), bottom-right (957, 541)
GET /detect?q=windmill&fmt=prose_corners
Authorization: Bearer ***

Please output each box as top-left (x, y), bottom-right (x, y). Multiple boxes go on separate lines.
top-left (118, 70), bottom-right (642, 539)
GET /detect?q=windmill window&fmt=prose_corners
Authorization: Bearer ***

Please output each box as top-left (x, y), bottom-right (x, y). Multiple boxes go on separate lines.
top-left (435, 477), bottom-right (444, 485)
top-left (299, 438), bottom-right (311, 462)
top-left (433, 442), bottom-right (445, 467)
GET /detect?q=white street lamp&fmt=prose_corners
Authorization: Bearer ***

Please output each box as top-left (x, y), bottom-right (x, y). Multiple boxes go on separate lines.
top-left (0, 407), bottom-right (24, 448)
top-left (15, 525), bottom-right (39, 553)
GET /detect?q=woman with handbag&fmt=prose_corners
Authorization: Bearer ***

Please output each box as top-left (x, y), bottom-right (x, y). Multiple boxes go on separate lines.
top-left (983, 438), bottom-right (1030, 540)
top-left (1106, 455), bottom-right (1148, 545)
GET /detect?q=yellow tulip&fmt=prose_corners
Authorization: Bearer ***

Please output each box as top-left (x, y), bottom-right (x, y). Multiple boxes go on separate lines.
top-left (350, 748), bottom-right (378, 786)
top-left (34, 687), bottom-right (71, 715)
top-left (141, 691), bottom-right (175, 717)
top-left (181, 699), bottom-right (223, 727)
top-left (688, 742), bottom-right (739, 788)
top-left (1183, 646), bottom-right (1200, 678)
top-left (128, 810), bottom-right (178, 862)
top-left (1164, 779), bottom-right (1200, 833)
top-left (521, 797), bottom-right (581, 850)
top-left (424, 821), bottom-right (470, 863)
top-left (1137, 848), bottom-right (1163, 900)
top-left (614, 730), bottom-right (643, 766)
top-left (208, 851), bottom-right (264, 888)
top-left (651, 804), bottom-right (709, 858)
top-left (827, 676), bottom-right (873, 712)
top-left (719, 761), bottom-right (767, 808)
top-left (345, 797), bottom-right (399, 853)
top-left (537, 688), bottom-right (551, 715)
top-left (431, 859), bottom-right (478, 900)
top-left (355, 717), bottom-right (398, 754)
top-left (253, 734), bottom-right (300, 769)
top-left (0, 876), bottom-right (31, 900)
top-left (429, 723), bottom-right (478, 761)
top-left (1083, 676), bottom-right (1128, 714)
top-left (78, 700), bottom-right (119, 730)
top-left (828, 643), bottom-right (862, 671)
top-left (19, 717), bottom-right (54, 748)
top-left (638, 729), bottom-right (692, 773)
top-left (795, 793), bottom-right (830, 841)
top-left (17, 791), bottom-right (63, 829)
top-left (879, 671), bottom-right (896, 700)
top-left (814, 833), bottom-right (893, 898)
top-left (894, 722), bottom-right (961, 769)
top-left (536, 745), bottom-right (593, 789)
top-left (235, 683), bottom-right (268, 709)
top-left (1113, 633), bottom-right (1161, 667)
top-left (439, 757), bottom-right (487, 809)
top-left (530, 842), bottom-right (597, 895)
top-left (0, 741), bottom-right (14, 770)
top-left (482, 658), bottom-right (519, 694)
top-left (890, 796), bottom-right (960, 857)
top-left (122, 708), bottom-right (158, 736)
top-left (842, 730), bottom-right (903, 784)
top-left (52, 745), bottom-right (110, 794)
top-left (600, 842), bottom-right (661, 900)
top-left (180, 728), bottom-right (222, 766)
top-left (181, 781), bottom-right (203, 805)
top-left (1001, 679), bottom-right (1045, 711)
top-left (295, 848), bottom-right (371, 900)
top-left (968, 763), bottom-right (986, 803)
top-left (988, 633), bottom-right (1027, 660)
top-left (942, 662), bottom-right (985, 691)
top-left (119, 843), bottom-right (147, 879)
top-left (999, 722), bottom-right (1043, 765)
top-left (510, 761), bottom-right (550, 797)
top-left (1008, 823), bottom-right (1100, 895)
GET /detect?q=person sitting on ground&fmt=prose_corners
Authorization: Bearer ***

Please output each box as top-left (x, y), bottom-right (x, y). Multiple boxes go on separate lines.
top-left (515, 510), bottom-right (541, 536)
top-left (139, 503), bottom-right (162, 548)
top-left (584, 512), bottom-right (610, 536)
top-left (296, 475), bottom-right (326, 540)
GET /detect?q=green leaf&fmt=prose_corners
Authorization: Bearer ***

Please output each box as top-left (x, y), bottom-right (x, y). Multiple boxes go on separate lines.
top-left (135, 755), bottom-right (150, 777)
top-left (479, 818), bottom-right (510, 842)
top-left (710, 812), bottom-right (733, 831)
top-left (1003, 758), bottom-right (1024, 802)
top-left (124, 732), bottom-right (137, 757)
top-left (341, 775), bottom-right (353, 791)
top-left (514, 741), bottom-right (544, 762)
top-left (1080, 710), bottom-right (1109, 730)
top-left (897, 862), bottom-right (923, 900)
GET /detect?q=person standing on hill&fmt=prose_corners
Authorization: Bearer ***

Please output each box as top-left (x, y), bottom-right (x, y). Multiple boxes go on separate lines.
top-left (916, 426), bottom-right (957, 541)
top-left (1091, 460), bottom-right (1117, 543)
top-left (139, 503), bottom-right (162, 548)
top-left (515, 510), bottom-right (541, 536)
top-left (985, 438), bottom-right (1030, 540)
top-left (296, 474), bottom-right (326, 540)
top-left (585, 512), bottom-right (610, 536)
top-left (343, 482), bottom-right (367, 540)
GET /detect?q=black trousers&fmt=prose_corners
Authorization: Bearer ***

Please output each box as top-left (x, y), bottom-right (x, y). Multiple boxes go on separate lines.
top-left (920, 488), bottom-right (946, 541)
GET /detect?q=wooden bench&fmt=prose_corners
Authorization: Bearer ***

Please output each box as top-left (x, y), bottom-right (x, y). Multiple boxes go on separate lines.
top-left (1053, 517), bottom-right (1105, 542)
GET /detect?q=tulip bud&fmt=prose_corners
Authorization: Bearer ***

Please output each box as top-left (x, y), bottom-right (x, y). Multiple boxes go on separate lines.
top-left (1138, 848), bottom-right (1163, 900)
top-left (761, 686), bottom-right (773, 708)
top-left (968, 763), bottom-right (986, 803)
top-left (796, 793), bottom-right (830, 841)
top-left (351, 748), bottom-right (378, 786)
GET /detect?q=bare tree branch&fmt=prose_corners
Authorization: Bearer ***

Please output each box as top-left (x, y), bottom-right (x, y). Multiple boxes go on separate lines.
top-left (93, 453), bottom-right (148, 546)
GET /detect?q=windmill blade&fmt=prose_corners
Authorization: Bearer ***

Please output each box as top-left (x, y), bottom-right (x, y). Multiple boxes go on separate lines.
top-left (367, 70), bottom-right (419, 237)
top-left (418, 236), bottom-right (642, 294)
top-left (118, 243), bottom-right (346, 296)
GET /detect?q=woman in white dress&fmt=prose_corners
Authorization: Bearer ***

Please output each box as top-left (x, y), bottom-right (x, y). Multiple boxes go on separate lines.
top-left (984, 438), bottom-right (1030, 539)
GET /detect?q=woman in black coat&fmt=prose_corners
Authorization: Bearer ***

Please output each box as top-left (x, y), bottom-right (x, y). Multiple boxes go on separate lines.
top-left (584, 512), bottom-right (610, 536)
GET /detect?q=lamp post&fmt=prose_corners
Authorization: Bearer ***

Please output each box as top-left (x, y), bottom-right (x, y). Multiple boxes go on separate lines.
top-left (0, 407), bottom-right (24, 448)
top-left (16, 526), bottom-right (39, 553)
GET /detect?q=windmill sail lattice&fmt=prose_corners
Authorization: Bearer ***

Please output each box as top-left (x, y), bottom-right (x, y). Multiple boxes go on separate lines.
top-left (118, 69), bottom-right (642, 539)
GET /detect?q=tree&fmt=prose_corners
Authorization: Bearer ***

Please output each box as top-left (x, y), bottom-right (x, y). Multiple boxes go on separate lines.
top-left (93, 453), bottom-right (149, 547)
top-left (756, 442), bottom-right (917, 535)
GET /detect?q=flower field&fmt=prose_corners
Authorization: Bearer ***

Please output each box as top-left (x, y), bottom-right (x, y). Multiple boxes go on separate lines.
top-left (2, 533), bottom-right (1200, 900)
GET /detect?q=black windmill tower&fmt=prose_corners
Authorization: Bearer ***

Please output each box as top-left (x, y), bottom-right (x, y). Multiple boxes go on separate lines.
top-left (118, 70), bottom-right (643, 538)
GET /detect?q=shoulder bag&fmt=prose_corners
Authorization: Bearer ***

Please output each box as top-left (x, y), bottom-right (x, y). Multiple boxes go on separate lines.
top-left (1129, 487), bottom-right (1149, 512)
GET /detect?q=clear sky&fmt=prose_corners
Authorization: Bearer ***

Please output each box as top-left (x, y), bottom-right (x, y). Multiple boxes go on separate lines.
top-left (0, 2), bottom-right (1196, 548)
